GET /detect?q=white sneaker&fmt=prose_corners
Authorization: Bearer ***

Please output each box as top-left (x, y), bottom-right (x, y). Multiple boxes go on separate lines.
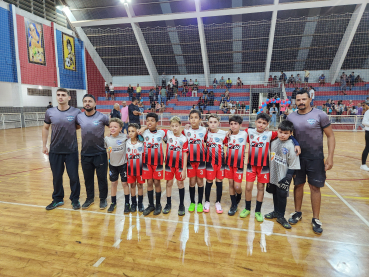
top-left (203, 201), bottom-right (210, 213)
top-left (360, 165), bottom-right (369, 171)
top-left (215, 202), bottom-right (223, 214)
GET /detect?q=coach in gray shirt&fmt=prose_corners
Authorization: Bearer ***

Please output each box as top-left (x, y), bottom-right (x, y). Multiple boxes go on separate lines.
top-left (43, 88), bottom-right (81, 211)
top-left (77, 94), bottom-right (110, 210)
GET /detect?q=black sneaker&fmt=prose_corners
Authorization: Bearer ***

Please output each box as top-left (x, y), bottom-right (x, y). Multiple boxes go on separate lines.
top-left (100, 199), bottom-right (108, 210)
top-left (288, 212), bottom-right (302, 225)
top-left (312, 218), bottom-right (323, 234)
top-left (154, 204), bottom-right (162, 215)
top-left (82, 198), bottom-right (94, 210)
top-left (162, 204), bottom-right (171, 214)
top-left (46, 200), bottom-right (64, 210)
top-left (124, 203), bottom-right (131, 214)
top-left (228, 205), bottom-right (238, 216)
top-left (265, 211), bottom-right (278, 219)
top-left (138, 203), bottom-right (145, 213)
top-left (107, 203), bottom-right (116, 213)
top-left (130, 203), bottom-right (137, 212)
top-left (178, 205), bottom-right (185, 216)
top-left (72, 201), bottom-right (81, 210)
top-left (143, 205), bottom-right (155, 216)
top-left (277, 217), bottom-right (292, 229)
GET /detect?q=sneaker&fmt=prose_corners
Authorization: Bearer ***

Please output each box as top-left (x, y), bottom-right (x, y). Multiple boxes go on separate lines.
top-left (138, 203), bottom-right (145, 213)
top-left (312, 218), bottom-right (323, 234)
top-left (288, 212), bottom-right (302, 225)
top-left (360, 165), bottom-right (369, 171)
top-left (100, 199), bottom-right (108, 210)
top-left (130, 203), bottom-right (137, 213)
top-left (143, 205), bottom-right (155, 216)
top-left (154, 204), bottom-right (162, 215)
top-left (255, 212), bottom-right (264, 222)
top-left (228, 205), bottom-right (238, 216)
top-left (188, 203), bottom-right (196, 213)
top-left (46, 200), bottom-right (64, 210)
top-left (178, 205), bottom-right (185, 216)
top-left (197, 203), bottom-right (203, 213)
top-left (82, 198), bottom-right (94, 210)
top-left (162, 204), bottom-right (171, 214)
top-left (124, 203), bottom-right (131, 214)
top-left (215, 202), bottom-right (223, 214)
top-left (107, 203), bottom-right (116, 213)
top-left (72, 201), bottom-right (80, 210)
top-left (203, 201), bottom-right (210, 213)
top-left (264, 211), bottom-right (278, 219)
top-left (239, 209), bottom-right (250, 218)
top-left (277, 217), bottom-right (291, 229)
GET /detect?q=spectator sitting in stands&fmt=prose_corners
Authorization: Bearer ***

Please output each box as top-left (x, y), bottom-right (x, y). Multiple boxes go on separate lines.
top-left (348, 72), bottom-right (355, 90)
top-left (213, 78), bottom-right (218, 89)
top-left (285, 105), bottom-right (294, 115)
top-left (365, 97), bottom-right (369, 106)
top-left (155, 85), bottom-right (160, 101)
top-left (182, 77), bottom-right (188, 88)
top-left (235, 101), bottom-right (241, 114)
top-left (349, 106), bottom-right (357, 115)
top-left (226, 78), bottom-right (232, 89)
top-left (188, 79), bottom-right (194, 87)
top-left (161, 72), bottom-right (166, 87)
top-left (208, 91), bottom-right (215, 106)
top-left (224, 90), bottom-right (229, 98)
top-left (296, 74), bottom-right (302, 86)
top-left (155, 102), bottom-right (161, 113)
top-left (357, 102), bottom-right (364, 115)
top-left (240, 102), bottom-right (246, 114)
top-left (287, 74), bottom-right (295, 87)
top-left (347, 99), bottom-right (354, 109)
top-left (304, 69), bottom-right (310, 85)
top-left (319, 74), bottom-right (326, 86)
top-left (219, 76), bottom-right (225, 88)
top-left (268, 75), bottom-right (273, 85)
top-left (194, 79), bottom-right (199, 89)
top-left (203, 88), bottom-right (209, 95)
top-left (197, 96), bottom-right (206, 110)
top-left (151, 101), bottom-right (156, 113)
top-left (192, 86), bottom-right (198, 97)
top-left (279, 71), bottom-right (287, 86)
top-left (167, 84), bottom-right (173, 101)
top-left (182, 86), bottom-right (187, 97)
top-left (138, 102), bottom-right (145, 114)
top-left (272, 75), bottom-right (278, 87)
top-left (236, 77), bottom-right (243, 88)
top-left (225, 96), bottom-right (231, 108)
top-left (220, 101), bottom-right (228, 114)
top-left (355, 75), bottom-right (363, 83)
top-left (160, 103), bottom-right (166, 113)
top-left (203, 95), bottom-right (209, 106)
top-left (187, 86), bottom-right (192, 97)
top-left (230, 105), bottom-right (236, 114)
top-left (191, 105), bottom-right (197, 111)
top-left (291, 87), bottom-right (298, 105)
top-left (322, 103), bottom-right (327, 114)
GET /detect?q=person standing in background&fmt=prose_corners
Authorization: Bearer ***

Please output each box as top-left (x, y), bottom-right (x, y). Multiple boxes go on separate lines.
top-left (136, 84), bottom-right (142, 99)
top-left (47, 101), bottom-right (53, 109)
top-left (361, 109), bottom-right (369, 171)
top-left (109, 82), bottom-right (115, 101)
top-left (127, 84), bottom-right (134, 101)
top-left (270, 103), bottom-right (278, 129)
top-left (121, 101), bottom-right (129, 134)
top-left (110, 103), bottom-right (121, 119)
top-left (105, 82), bottom-right (109, 100)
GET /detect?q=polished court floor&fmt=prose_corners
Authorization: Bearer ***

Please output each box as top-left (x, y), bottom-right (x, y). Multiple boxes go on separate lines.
top-left (0, 126), bottom-right (368, 276)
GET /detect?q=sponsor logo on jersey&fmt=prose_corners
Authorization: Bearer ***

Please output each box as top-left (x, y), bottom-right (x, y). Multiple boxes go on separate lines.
top-left (138, 147), bottom-right (143, 152)
top-left (251, 142), bottom-right (265, 148)
top-left (93, 120), bottom-right (99, 126)
top-left (270, 152), bottom-right (276, 161)
top-left (66, 116), bottom-right (74, 122)
top-left (250, 134), bottom-right (254, 139)
top-left (127, 147), bottom-right (131, 152)
top-left (238, 138), bottom-right (244, 143)
top-left (116, 140), bottom-right (123, 146)
top-left (199, 133), bottom-right (204, 138)
top-left (307, 118), bottom-right (316, 125)
top-left (145, 136), bottom-right (149, 141)
top-left (169, 138), bottom-right (173, 143)
top-left (282, 147), bottom-right (289, 154)
top-left (179, 141), bottom-right (183, 146)
top-left (189, 138), bottom-right (202, 144)
top-left (215, 137), bottom-right (220, 143)
top-left (157, 137), bottom-right (161, 142)
top-left (187, 132), bottom-right (191, 137)
top-left (169, 145), bottom-right (181, 151)
top-left (262, 135), bottom-right (267, 141)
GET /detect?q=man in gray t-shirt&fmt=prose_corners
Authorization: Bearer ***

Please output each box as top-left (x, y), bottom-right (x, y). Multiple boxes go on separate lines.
top-left (42, 88), bottom-right (81, 211)
top-left (76, 94), bottom-right (110, 210)
top-left (286, 90), bottom-right (335, 234)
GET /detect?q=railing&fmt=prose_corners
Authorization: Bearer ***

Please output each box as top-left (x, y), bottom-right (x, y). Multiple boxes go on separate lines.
top-left (23, 112), bottom-right (46, 127)
top-left (0, 113), bottom-right (22, 129)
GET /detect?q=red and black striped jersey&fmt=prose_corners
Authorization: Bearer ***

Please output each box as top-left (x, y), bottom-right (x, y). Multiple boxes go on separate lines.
top-left (226, 131), bottom-right (248, 168)
top-left (165, 131), bottom-right (188, 169)
top-left (182, 126), bottom-right (207, 162)
top-left (246, 128), bottom-right (278, 167)
top-left (142, 129), bottom-right (167, 165)
top-left (126, 139), bottom-right (144, 176)
top-left (205, 129), bottom-right (228, 166)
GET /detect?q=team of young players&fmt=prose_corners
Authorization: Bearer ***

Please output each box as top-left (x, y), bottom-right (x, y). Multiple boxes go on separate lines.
top-left (104, 110), bottom-right (301, 229)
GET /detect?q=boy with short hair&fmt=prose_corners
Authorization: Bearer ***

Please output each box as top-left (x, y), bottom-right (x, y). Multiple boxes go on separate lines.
top-left (183, 110), bottom-right (207, 213)
top-left (164, 116), bottom-right (188, 216)
top-left (265, 120), bottom-right (300, 229)
top-left (104, 118), bottom-right (129, 213)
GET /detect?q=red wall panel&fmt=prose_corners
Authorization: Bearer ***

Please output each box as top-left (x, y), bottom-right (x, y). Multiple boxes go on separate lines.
top-left (85, 49), bottom-right (104, 97)
top-left (17, 15), bottom-right (57, 87)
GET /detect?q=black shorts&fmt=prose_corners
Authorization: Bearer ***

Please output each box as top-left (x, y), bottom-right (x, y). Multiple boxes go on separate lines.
top-left (109, 163), bottom-right (127, 182)
top-left (294, 158), bottom-right (326, 187)
top-left (110, 91), bottom-right (114, 95)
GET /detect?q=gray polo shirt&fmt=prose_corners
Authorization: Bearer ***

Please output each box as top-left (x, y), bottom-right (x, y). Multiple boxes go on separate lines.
top-left (104, 133), bottom-right (128, 166)
top-left (287, 108), bottom-right (331, 160)
top-left (76, 111), bottom-right (109, 156)
top-left (44, 106), bottom-right (81, 154)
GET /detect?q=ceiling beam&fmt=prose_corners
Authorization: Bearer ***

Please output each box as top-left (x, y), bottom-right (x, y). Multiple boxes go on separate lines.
top-left (264, 0), bottom-right (278, 83)
top-left (70, 0), bottom-right (369, 27)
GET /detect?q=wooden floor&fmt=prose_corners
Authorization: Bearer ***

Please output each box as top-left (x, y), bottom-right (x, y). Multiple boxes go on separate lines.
top-left (0, 126), bottom-right (369, 276)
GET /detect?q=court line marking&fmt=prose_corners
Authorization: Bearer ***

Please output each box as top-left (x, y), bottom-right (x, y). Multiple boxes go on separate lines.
top-left (325, 181), bottom-right (369, 228)
top-left (0, 146), bottom-right (42, 155)
top-left (0, 200), bottom-right (369, 248)
top-left (93, 257), bottom-right (105, 267)
top-left (112, 239), bottom-right (122, 248)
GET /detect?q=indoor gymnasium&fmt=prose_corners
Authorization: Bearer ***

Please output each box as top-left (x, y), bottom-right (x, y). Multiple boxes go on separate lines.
top-left (1, 0), bottom-right (369, 276)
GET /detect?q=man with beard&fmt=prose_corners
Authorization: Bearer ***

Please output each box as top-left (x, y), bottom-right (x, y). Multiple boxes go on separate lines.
top-left (287, 90), bottom-right (335, 234)
top-left (76, 94), bottom-right (110, 210)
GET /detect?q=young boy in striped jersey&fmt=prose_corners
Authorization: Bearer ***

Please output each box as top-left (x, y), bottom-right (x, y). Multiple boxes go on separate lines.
top-left (204, 114), bottom-right (228, 214)
top-left (126, 123), bottom-right (145, 213)
top-left (183, 110), bottom-right (207, 213)
top-left (163, 116), bottom-right (188, 216)
top-left (104, 118), bottom-right (129, 213)
top-left (138, 113), bottom-right (168, 216)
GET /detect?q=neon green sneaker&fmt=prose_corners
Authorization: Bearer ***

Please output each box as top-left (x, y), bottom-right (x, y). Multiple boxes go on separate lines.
top-left (188, 203), bottom-right (196, 213)
top-left (255, 212), bottom-right (264, 222)
top-left (197, 203), bottom-right (203, 213)
top-left (240, 209), bottom-right (250, 218)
